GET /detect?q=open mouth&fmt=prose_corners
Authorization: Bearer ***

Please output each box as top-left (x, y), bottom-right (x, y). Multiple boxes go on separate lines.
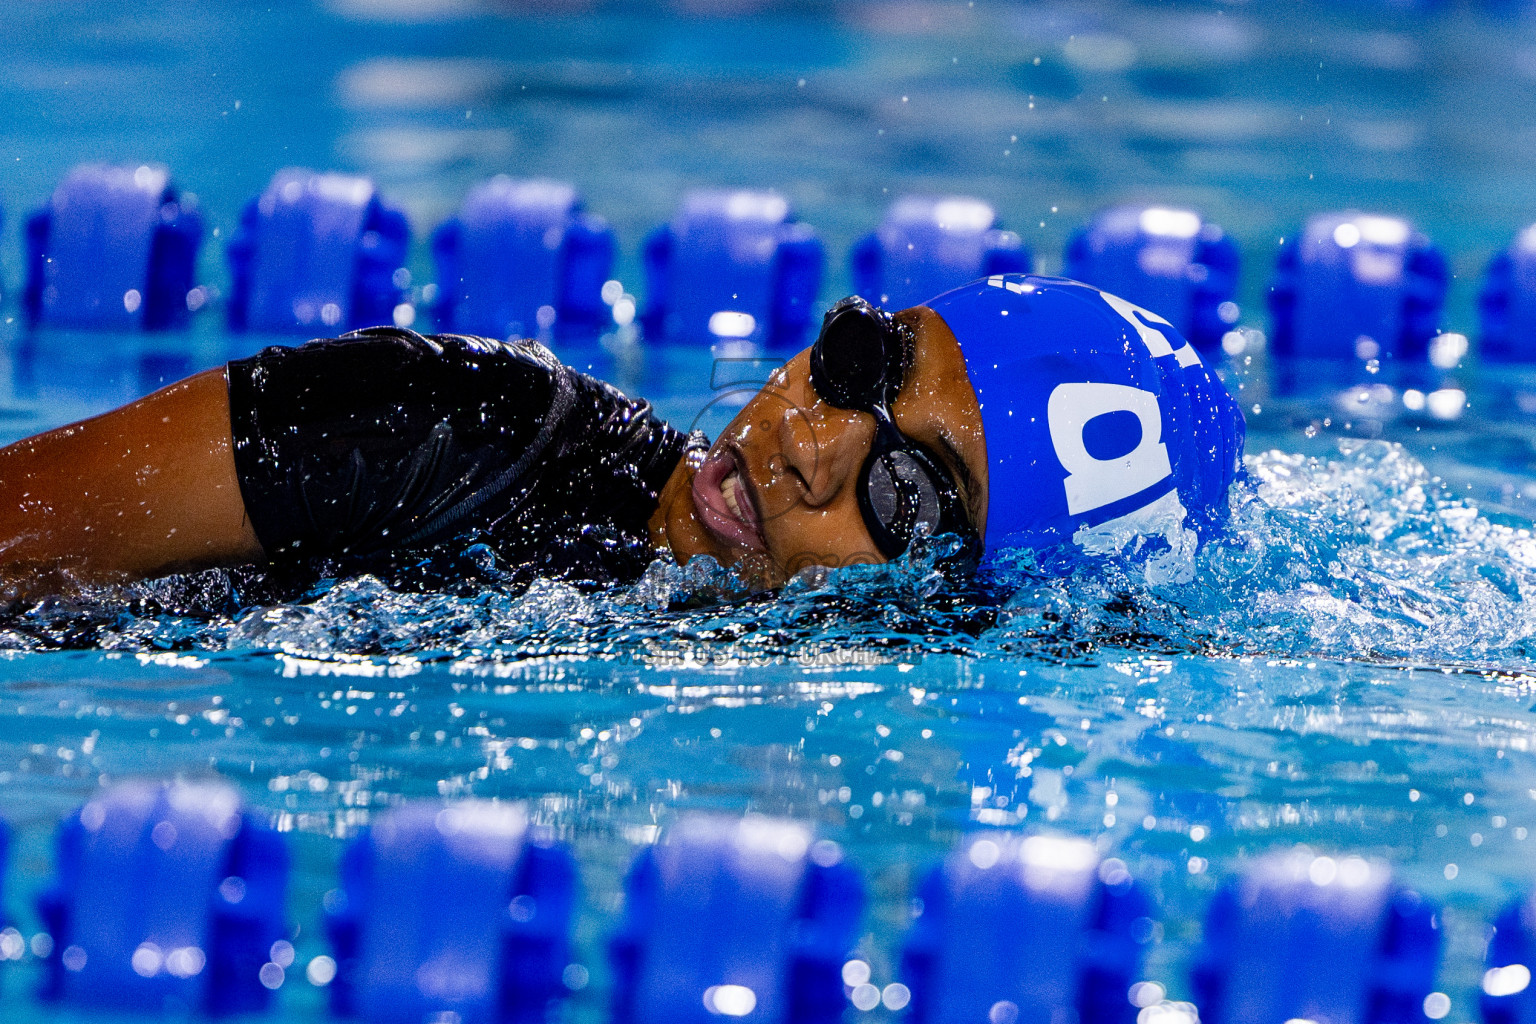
top-left (691, 444), bottom-right (766, 552)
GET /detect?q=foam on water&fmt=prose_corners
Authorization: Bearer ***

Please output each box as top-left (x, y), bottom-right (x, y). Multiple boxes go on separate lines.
top-left (997, 439), bottom-right (1536, 666)
top-left (2, 439), bottom-right (1531, 672)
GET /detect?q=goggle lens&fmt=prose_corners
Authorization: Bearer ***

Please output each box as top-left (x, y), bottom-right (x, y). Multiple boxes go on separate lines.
top-left (809, 298), bottom-right (907, 410)
top-left (865, 449), bottom-right (943, 545)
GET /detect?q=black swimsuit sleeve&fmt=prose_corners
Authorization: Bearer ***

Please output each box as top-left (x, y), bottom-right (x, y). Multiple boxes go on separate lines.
top-left (226, 327), bottom-right (572, 562)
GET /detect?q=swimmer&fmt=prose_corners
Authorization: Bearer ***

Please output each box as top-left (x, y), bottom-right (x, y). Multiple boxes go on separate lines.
top-left (0, 275), bottom-right (1243, 596)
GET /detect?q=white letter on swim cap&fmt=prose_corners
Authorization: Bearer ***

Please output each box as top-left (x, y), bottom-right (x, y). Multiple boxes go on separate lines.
top-left (1100, 290), bottom-right (1202, 369)
top-left (1048, 382), bottom-right (1172, 516)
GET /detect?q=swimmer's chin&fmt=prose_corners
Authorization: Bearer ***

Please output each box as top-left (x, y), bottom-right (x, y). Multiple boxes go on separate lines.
top-left (649, 460), bottom-right (787, 591)
top-left (648, 468), bottom-right (895, 593)
top-left (649, 455), bottom-right (886, 593)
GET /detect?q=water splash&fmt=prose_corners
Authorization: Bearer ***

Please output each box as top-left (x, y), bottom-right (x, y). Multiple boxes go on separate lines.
top-left (1162, 439), bottom-right (1536, 662)
top-left (0, 440), bottom-right (1531, 667)
top-left (991, 439), bottom-right (1536, 664)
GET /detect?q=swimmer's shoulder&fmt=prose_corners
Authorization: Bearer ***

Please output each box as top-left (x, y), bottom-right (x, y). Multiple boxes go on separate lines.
top-left (335, 326), bottom-right (562, 369)
top-left (238, 326), bottom-right (569, 386)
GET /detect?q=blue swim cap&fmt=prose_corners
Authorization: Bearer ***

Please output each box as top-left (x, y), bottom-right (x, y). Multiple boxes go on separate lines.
top-left (925, 274), bottom-right (1245, 557)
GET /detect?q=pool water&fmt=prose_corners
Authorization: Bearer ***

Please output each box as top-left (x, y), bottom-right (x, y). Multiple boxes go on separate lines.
top-left (6, 0), bottom-right (1536, 1020)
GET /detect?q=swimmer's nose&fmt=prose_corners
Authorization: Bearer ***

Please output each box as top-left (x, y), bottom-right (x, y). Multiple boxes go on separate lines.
top-left (777, 402), bottom-right (875, 508)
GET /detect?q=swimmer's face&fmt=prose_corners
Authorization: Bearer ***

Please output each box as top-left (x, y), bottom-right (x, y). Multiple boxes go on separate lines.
top-left (650, 305), bottom-right (988, 588)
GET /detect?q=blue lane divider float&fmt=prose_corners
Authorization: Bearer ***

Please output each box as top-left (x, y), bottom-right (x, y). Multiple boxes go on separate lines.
top-left (1267, 211), bottom-right (1447, 376)
top-left (902, 832), bottom-right (1151, 1024)
top-left (226, 167), bottom-right (410, 335)
top-left (609, 815), bottom-right (862, 1024)
top-left (324, 800), bottom-right (577, 1024)
top-left (0, 792), bottom-right (1496, 1024)
top-left (1065, 205), bottom-right (1240, 353)
top-left (849, 195), bottom-right (1031, 312)
top-left (431, 176), bottom-right (615, 342)
top-left (36, 780), bottom-right (289, 1016)
top-left (1479, 225), bottom-right (1536, 364)
top-left (1191, 848), bottom-right (1440, 1024)
top-left (1481, 894), bottom-right (1536, 1024)
top-left (23, 162), bottom-right (203, 332)
top-left (642, 190), bottom-right (823, 349)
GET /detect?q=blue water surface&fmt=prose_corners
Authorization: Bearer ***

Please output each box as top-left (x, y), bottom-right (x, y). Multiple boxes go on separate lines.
top-left (6, 1), bottom-right (1536, 1020)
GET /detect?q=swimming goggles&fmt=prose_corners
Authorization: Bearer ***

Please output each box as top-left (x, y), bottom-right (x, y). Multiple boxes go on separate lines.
top-left (808, 296), bottom-right (980, 560)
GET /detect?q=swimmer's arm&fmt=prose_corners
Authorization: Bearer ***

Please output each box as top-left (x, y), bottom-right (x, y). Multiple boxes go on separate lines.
top-left (0, 368), bottom-right (263, 589)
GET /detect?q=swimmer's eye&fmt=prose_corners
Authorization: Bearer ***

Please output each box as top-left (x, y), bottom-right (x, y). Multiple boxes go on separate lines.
top-left (865, 449), bottom-right (943, 542)
top-left (855, 411), bottom-right (972, 560)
